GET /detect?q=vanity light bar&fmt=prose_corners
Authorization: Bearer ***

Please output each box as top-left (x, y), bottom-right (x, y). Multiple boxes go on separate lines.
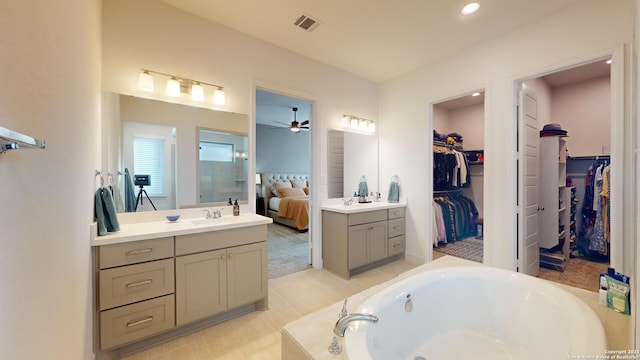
top-left (138, 69), bottom-right (225, 105)
top-left (341, 114), bottom-right (375, 133)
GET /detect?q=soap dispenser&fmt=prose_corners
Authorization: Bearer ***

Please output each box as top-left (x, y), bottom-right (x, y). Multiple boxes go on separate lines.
top-left (233, 199), bottom-right (240, 216)
top-left (228, 198), bottom-right (233, 206)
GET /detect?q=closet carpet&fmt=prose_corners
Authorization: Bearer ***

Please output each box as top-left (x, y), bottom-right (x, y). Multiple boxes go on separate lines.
top-left (267, 223), bottom-right (310, 278)
top-left (433, 237), bottom-right (483, 263)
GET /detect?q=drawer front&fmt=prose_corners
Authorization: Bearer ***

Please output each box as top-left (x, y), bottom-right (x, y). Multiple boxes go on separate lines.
top-left (100, 294), bottom-right (175, 350)
top-left (388, 207), bottom-right (406, 219)
top-left (99, 237), bottom-right (174, 269)
top-left (176, 225), bottom-right (267, 256)
top-left (388, 235), bottom-right (405, 257)
top-left (388, 218), bottom-right (405, 238)
top-left (100, 259), bottom-right (174, 310)
top-left (347, 210), bottom-right (387, 226)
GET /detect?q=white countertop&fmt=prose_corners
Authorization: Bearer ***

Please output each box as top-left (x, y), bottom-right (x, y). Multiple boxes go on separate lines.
top-left (91, 213), bottom-right (272, 246)
top-left (321, 199), bottom-right (407, 214)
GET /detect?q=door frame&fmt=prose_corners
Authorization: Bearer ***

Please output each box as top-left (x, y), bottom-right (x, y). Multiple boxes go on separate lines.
top-left (426, 86), bottom-right (489, 263)
top-left (252, 80), bottom-right (319, 267)
top-left (513, 45), bottom-right (628, 274)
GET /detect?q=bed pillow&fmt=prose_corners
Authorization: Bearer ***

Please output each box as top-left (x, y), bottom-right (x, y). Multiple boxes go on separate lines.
top-left (271, 181), bottom-right (292, 197)
top-left (278, 187), bottom-right (306, 198)
top-left (291, 179), bottom-right (307, 188)
top-left (303, 187), bottom-right (309, 195)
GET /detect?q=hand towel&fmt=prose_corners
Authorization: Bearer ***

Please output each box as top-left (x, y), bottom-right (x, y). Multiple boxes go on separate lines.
top-left (388, 177), bottom-right (400, 203)
top-left (95, 187), bottom-right (120, 236)
top-left (124, 168), bottom-right (136, 212)
top-left (110, 184), bottom-right (125, 213)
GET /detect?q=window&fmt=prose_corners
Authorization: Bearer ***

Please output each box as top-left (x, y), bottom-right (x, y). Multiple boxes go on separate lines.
top-left (199, 141), bottom-right (234, 162)
top-left (133, 136), bottom-right (165, 196)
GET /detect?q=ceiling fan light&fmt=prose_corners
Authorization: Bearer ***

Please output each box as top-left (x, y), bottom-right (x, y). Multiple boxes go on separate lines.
top-left (138, 71), bottom-right (154, 92)
top-left (290, 126), bottom-right (300, 133)
top-left (166, 77), bottom-right (180, 97)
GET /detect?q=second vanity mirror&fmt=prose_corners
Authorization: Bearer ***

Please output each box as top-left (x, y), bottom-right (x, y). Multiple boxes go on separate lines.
top-left (105, 93), bottom-right (249, 211)
top-left (327, 129), bottom-right (379, 199)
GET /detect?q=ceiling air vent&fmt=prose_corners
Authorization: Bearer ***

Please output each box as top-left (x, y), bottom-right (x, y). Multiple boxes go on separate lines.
top-left (294, 13), bottom-right (320, 32)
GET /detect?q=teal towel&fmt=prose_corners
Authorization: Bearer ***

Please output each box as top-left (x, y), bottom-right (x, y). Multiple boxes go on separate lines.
top-left (95, 188), bottom-right (120, 236)
top-left (124, 168), bottom-right (136, 212)
top-left (358, 181), bottom-right (368, 197)
top-left (388, 182), bottom-right (400, 203)
top-left (110, 184), bottom-right (125, 213)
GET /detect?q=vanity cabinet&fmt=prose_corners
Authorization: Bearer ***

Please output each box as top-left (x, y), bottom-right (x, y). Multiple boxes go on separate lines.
top-left (322, 207), bottom-right (406, 279)
top-left (175, 226), bottom-right (268, 326)
top-left (95, 224), bottom-right (268, 351)
top-left (97, 237), bottom-right (175, 350)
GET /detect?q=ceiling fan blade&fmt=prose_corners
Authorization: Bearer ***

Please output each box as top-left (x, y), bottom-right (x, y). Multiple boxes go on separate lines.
top-left (273, 121), bottom-right (291, 126)
top-left (300, 120), bottom-right (309, 126)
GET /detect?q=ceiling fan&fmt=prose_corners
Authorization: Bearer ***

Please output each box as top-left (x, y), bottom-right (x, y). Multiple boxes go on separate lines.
top-left (275, 107), bottom-right (309, 133)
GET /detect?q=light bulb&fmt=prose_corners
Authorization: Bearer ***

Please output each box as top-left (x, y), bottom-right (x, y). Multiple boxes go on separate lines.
top-left (368, 121), bottom-right (376, 132)
top-left (213, 88), bottom-right (226, 105)
top-left (350, 118), bottom-right (359, 129)
top-left (341, 115), bottom-right (350, 128)
top-left (191, 83), bottom-right (204, 101)
top-left (138, 71), bottom-right (154, 92)
top-left (166, 78), bottom-right (180, 97)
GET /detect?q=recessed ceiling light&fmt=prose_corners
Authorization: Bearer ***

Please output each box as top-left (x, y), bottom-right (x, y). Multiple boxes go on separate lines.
top-left (606, 59), bottom-right (612, 64)
top-left (472, 92), bottom-right (481, 97)
top-left (461, 3), bottom-right (480, 15)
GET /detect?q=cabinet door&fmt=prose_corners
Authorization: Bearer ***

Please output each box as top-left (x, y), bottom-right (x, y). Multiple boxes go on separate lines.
top-left (227, 242), bottom-right (267, 308)
top-left (368, 221), bottom-right (388, 263)
top-left (175, 249), bottom-right (227, 326)
top-left (348, 224), bottom-right (370, 269)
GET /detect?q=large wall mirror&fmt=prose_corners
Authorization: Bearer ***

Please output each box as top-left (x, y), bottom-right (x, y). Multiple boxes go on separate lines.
top-left (327, 129), bottom-right (379, 199)
top-left (104, 93), bottom-right (249, 211)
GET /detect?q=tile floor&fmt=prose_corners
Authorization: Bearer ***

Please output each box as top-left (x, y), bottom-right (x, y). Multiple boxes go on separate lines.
top-left (121, 260), bottom-right (418, 360)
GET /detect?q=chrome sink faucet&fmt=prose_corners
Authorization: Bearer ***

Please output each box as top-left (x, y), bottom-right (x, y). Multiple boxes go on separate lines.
top-left (212, 208), bottom-right (222, 218)
top-left (203, 208), bottom-right (223, 219)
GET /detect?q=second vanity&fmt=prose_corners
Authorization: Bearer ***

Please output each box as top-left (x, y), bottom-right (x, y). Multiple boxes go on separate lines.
top-left (321, 200), bottom-right (407, 279)
top-left (91, 210), bottom-right (271, 353)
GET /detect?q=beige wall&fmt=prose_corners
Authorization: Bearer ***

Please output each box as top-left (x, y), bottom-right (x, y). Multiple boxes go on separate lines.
top-left (0, 1), bottom-right (101, 359)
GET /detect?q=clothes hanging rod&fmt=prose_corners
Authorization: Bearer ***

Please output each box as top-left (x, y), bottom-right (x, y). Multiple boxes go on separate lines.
top-left (568, 155), bottom-right (610, 161)
top-left (0, 126), bottom-right (46, 154)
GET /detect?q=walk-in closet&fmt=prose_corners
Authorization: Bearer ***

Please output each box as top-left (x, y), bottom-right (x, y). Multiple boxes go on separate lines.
top-left (432, 91), bottom-right (485, 263)
top-left (524, 59), bottom-right (612, 291)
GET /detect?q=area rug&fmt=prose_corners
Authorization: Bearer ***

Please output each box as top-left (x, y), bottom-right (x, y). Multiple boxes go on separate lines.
top-left (433, 238), bottom-right (483, 263)
top-left (268, 223), bottom-right (311, 278)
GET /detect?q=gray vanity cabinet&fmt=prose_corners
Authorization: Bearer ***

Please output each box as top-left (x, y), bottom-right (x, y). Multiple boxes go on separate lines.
top-left (322, 207), bottom-right (405, 279)
top-left (175, 226), bottom-right (268, 326)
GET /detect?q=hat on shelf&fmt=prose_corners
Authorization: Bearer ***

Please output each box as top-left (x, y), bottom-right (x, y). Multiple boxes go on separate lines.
top-left (540, 123), bottom-right (568, 137)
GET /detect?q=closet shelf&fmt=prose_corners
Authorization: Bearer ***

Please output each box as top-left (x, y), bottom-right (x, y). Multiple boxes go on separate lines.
top-left (0, 126), bottom-right (46, 154)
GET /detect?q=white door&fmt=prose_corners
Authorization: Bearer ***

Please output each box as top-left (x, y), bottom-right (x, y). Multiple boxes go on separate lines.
top-left (518, 84), bottom-right (540, 276)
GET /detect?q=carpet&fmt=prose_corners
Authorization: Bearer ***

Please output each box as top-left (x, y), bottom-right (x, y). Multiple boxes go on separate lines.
top-left (268, 223), bottom-right (311, 278)
top-left (434, 238), bottom-right (483, 263)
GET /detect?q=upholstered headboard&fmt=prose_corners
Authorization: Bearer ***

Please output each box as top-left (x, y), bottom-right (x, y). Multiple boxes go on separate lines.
top-left (261, 173), bottom-right (309, 204)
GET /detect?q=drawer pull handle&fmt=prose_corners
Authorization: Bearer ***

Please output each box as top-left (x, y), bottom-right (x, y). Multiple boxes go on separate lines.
top-left (125, 279), bottom-right (153, 288)
top-left (126, 316), bottom-right (153, 327)
top-left (228, 253), bottom-right (233, 259)
top-left (125, 248), bottom-right (153, 256)
top-left (393, 226), bottom-right (401, 230)
top-left (221, 254), bottom-right (226, 260)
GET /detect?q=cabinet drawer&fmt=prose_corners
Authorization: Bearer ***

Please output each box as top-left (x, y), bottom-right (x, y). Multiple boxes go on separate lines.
top-left (100, 294), bottom-right (175, 350)
top-left (388, 218), bottom-right (405, 238)
top-left (388, 235), bottom-right (405, 257)
top-left (176, 225), bottom-right (267, 256)
top-left (99, 258), bottom-right (174, 310)
top-left (99, 237), bottom-right (174, 269)
top-left (347, 210), bottom-right (387, 226)
top-left (388, 207), bottom-right (405, 219)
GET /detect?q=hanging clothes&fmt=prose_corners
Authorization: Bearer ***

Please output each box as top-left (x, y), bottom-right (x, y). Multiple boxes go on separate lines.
top-left (581, 159), bottom-right (610, 256)
top-left (433, 145), bottom-right (470, 191)
top-left (432, 192), bottom-right (478, 245)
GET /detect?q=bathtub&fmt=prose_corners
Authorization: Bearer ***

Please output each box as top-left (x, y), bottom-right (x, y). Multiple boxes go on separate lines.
top-left (344, 266), bottom-right (606, 360)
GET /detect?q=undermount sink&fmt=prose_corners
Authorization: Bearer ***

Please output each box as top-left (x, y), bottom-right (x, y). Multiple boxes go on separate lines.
top-left (191, 216), bottom-right (245, 226)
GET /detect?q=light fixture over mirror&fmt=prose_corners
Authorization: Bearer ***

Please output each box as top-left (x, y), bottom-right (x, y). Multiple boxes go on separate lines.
top-left (341, 114), bottom-right (375, 134)
top-left (138, 69), bottom-right (226, 105)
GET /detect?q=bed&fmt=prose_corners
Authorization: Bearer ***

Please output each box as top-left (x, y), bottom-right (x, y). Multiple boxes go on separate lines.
top-left (261, 173), bottom-right (310, 231)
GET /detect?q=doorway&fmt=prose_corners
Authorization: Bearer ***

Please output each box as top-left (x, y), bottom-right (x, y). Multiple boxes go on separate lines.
top-left (431, 90), bottom-right (486, 263)
top-left (516, 56), bottom-right (619, 292)
top-left (255, 88), bottom-right (314, 278)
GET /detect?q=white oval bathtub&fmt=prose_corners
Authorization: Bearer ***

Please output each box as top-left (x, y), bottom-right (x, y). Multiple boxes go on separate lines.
top-left (344, 266), bottom-right (606, 360)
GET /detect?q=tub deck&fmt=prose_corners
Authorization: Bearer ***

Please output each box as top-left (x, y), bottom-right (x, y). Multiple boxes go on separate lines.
top-left (281, 256), bottom-right (632, 360)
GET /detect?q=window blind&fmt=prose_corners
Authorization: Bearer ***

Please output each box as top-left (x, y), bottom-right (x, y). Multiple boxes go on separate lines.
top-left (133, 136), bottom-right (165, 196)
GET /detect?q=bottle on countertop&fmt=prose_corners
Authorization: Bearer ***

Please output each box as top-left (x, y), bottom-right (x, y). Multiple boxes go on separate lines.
top-left (228, 198), bottom-right (233, 206)
top-left (233, 199), bottom-right (240, 216)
